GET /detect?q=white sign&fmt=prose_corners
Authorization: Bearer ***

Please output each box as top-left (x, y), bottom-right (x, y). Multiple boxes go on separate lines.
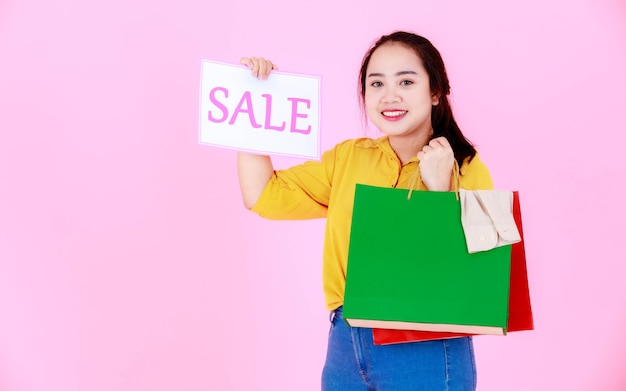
top-left (199, 60), bottom-right (321, 159)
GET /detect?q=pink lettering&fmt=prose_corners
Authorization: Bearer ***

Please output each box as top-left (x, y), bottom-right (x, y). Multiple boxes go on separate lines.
top-left (208, 87), bottom-right (229, 123)
top-left (228, 91), bottom-right (262, 128)
top-left (287, 97), bottom-right (311, 134)
top-left (262, 94), bottom-right (286, 131)
top-left (206, 87), bottom-right (313, 134)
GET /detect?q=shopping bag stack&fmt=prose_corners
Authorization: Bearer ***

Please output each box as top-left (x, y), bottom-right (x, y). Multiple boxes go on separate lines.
top-left (342, 184), bottom-right (533, 344)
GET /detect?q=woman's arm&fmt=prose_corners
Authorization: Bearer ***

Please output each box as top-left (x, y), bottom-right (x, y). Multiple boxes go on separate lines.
top-left (236, 57), bottom-right (277, 209)
top-left (237, 153), bottom-right (273, 209)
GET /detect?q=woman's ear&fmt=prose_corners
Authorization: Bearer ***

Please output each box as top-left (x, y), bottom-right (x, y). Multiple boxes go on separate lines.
top-left (431, 93), bottom-right (441, 106)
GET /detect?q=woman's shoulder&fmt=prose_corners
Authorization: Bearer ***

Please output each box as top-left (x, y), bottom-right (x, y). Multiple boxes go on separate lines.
top-left (460, 152), bottom-right (494, 189)
top-left (461, 152), bottom-right (488, 171)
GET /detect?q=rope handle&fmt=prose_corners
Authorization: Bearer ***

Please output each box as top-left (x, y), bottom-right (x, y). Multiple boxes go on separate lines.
top-left (407, 159), bottom-right (460, 201)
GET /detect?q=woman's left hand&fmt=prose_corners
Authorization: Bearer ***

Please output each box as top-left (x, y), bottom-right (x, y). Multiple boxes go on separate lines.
top-left (417, 137), bottom-right (455, 191)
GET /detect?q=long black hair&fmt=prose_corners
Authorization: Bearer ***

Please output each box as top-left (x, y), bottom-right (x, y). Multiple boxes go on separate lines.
top-left (359, 31), bottom-right (476, 168)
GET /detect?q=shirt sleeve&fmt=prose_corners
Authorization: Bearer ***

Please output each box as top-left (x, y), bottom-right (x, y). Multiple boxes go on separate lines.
top-left (459, 153), bottom-right (494, 190)
top-left (250, 146), bottom-right (337, 220)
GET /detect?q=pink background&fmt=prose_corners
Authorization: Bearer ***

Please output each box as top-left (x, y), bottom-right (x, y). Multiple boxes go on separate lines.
top-left (1, 0), bottom-right (625, 390)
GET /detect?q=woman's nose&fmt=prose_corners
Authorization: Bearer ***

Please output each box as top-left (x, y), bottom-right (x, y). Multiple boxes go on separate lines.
top-left (381, 87), bottom-right (400, 103)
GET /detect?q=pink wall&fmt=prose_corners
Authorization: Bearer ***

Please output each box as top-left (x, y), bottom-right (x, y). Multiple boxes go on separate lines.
top-left (1, 0), bottom-right (625, 390)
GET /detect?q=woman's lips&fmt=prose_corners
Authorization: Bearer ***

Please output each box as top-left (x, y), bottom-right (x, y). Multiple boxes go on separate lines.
top-left (381, 110), bottom-right (407, 121)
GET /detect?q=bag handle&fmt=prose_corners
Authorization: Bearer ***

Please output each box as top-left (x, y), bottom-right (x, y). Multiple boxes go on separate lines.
top-left (407, 159), bottom-right (460, 201)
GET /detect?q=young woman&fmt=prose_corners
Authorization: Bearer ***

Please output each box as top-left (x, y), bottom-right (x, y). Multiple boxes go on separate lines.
top-left (238, 31), bottom-right (493, 391)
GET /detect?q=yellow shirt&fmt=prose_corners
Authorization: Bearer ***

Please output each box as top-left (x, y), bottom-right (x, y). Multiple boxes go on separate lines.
top-left (251, 136), bottom-right (494, 310)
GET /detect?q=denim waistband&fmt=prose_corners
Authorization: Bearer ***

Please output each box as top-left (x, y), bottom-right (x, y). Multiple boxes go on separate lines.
top-left (329, 306), bottom-right (343, 323)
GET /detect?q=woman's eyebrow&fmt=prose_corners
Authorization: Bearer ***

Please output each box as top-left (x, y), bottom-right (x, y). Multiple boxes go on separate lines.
top-left (367, 70), bottom-right (418, 78)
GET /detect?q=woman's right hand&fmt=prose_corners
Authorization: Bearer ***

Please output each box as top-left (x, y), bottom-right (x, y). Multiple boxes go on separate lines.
top-left (240, 57), bottom-right (277, 80)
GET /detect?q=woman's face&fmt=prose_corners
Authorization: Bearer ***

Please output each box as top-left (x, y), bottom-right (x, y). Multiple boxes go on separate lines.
top-left (364, 43), bottom-right (439, 140)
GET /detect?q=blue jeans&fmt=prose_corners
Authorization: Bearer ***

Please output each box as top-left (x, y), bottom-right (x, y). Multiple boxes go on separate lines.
top-left (322, 307), bottom-right (477, 391)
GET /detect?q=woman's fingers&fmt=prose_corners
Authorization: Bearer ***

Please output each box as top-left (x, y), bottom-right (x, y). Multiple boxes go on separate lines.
top-left (239, 57), bottom-right (277, 80)
top-left (258, 57), bottom-right (270, 79)
top-left (258, 57), bottom-right (278, 79)
top-left (240, 56), bottom-right (256, 77)
top-left (418, 137), bottom-right (454, 191)
top-left (429, 136), bottom-right (452, 149)
top-left (250, 57), bottom-right (260, 78)
top-left (420, 137), bottom-right (453, 159)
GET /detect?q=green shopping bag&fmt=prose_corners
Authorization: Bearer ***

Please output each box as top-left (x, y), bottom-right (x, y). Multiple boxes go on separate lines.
top-left (342, 184), bottom-right (512, 335)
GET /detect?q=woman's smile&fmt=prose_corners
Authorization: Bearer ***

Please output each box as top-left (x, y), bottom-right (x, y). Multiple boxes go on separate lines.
top-left (381, 110), bottom-right (408, 121)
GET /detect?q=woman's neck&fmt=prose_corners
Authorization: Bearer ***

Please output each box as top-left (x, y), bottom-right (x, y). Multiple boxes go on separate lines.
top-left (388, 130), bottom-right (433, 164)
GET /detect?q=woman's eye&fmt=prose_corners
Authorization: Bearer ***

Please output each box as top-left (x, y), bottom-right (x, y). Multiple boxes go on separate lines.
top-left (400, 80), bottom-right (414, 86)
top-left (370, 81), bottom-right (383, 87)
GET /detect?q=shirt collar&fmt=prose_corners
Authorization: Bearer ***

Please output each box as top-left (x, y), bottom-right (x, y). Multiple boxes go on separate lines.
top-left (355, 136), bottom-right (419, 164)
